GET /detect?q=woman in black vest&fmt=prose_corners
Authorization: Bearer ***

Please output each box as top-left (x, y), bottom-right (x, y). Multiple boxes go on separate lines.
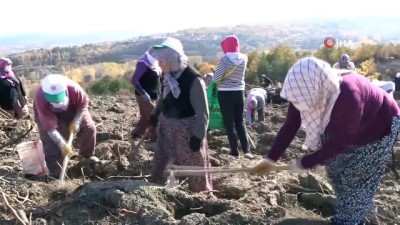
top-left (130, 47), bottom-right (162, 142)
top-left (150, 37), bottom-right (213, 192)
top-left (0, 57), bottom-right (29, 119)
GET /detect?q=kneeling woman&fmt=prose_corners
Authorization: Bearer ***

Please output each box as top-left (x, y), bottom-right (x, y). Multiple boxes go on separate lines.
top-left (150, 38), bottom-right (213, 192)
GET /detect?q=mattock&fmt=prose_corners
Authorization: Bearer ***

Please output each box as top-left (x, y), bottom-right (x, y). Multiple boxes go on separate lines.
top-left (165, 163), bottom-right (291, 188)
top-left (59, 131), bottom-right (74, 186)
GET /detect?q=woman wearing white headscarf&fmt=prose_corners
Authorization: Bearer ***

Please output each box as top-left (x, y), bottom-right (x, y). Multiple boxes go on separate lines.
top-left (149, 37), bottom-right (212, 192)
top-left (34, 74), bottom-right (98, 179)
top-left (252, 57), bottom-right (400, 225)
top-left (371, 79), bottom-right (395, 98)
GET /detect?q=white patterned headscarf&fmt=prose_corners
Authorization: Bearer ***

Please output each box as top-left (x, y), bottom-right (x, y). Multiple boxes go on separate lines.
top-left (280, 57), bottom-right (342, 151)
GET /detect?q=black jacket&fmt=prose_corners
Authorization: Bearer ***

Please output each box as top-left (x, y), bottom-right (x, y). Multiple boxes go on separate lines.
top-left (0, 71), bottom-right (26, 110)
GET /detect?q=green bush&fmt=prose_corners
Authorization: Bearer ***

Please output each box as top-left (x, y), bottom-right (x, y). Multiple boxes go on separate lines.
top-left (87, 75), bottom-right (132, 95)
top-left (258, 44), bottom-right (298, 83)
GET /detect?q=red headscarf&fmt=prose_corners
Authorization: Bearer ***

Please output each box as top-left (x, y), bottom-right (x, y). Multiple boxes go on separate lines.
top-left (0, 58), bottom-right (15, 78)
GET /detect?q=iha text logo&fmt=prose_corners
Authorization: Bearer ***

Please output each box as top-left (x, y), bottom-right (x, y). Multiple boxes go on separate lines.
top-left (323, 37), bottom-right (354, 48)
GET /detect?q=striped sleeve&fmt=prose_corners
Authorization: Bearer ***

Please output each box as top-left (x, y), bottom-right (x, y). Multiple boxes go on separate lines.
top-left (213, 57), bottom-right (227, 83)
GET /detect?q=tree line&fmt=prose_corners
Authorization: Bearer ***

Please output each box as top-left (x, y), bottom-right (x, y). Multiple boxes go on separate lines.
top-left (196, 43), bottom-right (400, 86)
top-left (18, 42), bottom-right (400, 96)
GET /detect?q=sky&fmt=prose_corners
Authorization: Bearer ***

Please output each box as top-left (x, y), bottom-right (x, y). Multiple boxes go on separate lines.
top-left (2, 0), bottom-right (398, 36)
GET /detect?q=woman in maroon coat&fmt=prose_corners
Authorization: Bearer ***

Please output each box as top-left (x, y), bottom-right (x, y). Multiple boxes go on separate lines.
top-left (252, 57), bottom-right (400, 225)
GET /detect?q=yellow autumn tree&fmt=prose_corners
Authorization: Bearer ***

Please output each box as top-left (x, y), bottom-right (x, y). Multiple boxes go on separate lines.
top-left (81, 66), bottom-right (96, 76)
top-left (356, 58), bottom-right (381, 80)
top-left (65, 68), bottom-right (83, 83)
top-left (94, 62), bottom-right (125, 78)
top-left (197, 62), bottom-right (215, 75)
top-left (353, 43), bottom-right (377, 62)
top-left (81, 66), bottom-right (96, 83)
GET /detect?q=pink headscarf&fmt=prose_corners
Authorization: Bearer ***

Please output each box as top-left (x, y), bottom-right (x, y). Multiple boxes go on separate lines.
top-left (0, 58), bottom-right (15, 79)
top-left (221, 35), bottom-right (240, 54)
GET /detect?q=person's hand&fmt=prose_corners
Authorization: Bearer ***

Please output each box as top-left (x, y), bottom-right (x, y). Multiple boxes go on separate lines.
top-left (189, 136), bottom-right (202, 152)
top-left (61, 142), bottom-right (74, 157)
top-left (141, 93), bottom-right (151, 102)
top-left (68, 121), bottom-right (80, 134)
top-left (250, 159), bottom-right (276, 175)
top-left (21, 96), bottom-right (28, 105)
top-left (21, 104), bottom-right (29, 118)
top-left (165, 157), bottom-right (176, 171)
top-left (13, 100), bottom-right (27, 119)
top-left (289, 159), bottom-right (307, 173)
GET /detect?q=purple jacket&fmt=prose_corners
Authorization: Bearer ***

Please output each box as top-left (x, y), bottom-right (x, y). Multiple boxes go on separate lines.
top-left (267, 73), bottom-right (400, 169)
top-left (131, 62), bottom-right (160, 99)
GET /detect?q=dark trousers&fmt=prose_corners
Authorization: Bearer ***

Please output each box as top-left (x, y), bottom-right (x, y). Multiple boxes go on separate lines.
top-left (34, 106), bottom-right (96, 178)
top-left (218, 90), bottom-right (249, 156)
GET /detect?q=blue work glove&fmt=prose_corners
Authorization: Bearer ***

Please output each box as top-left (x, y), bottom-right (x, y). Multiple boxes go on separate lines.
top-left (141, 92), bottom-right (151, 102)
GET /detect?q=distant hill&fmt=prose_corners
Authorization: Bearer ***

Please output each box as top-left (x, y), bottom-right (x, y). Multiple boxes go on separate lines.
top-left (4, 16), bottom-right (400, 72)
top-left (0, 31), bottom-right (141, 55)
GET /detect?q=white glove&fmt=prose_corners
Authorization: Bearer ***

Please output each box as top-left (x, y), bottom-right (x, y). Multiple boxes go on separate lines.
top-left (289, 159), bottom-right (307, 173)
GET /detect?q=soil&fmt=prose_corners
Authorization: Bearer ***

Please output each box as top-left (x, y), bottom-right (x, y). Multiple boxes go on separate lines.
top-left (1, 94), bottom-right (400, 225)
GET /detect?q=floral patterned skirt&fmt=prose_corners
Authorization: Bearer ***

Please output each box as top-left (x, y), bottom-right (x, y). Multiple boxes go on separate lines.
top-left (151, 114), bottom-right (213, 192)
top-left (327, 116), bottom-right (400, 225)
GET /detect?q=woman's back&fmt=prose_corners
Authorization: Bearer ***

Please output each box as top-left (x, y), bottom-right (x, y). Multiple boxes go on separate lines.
top-left (329, 73), bottom-right (400, 145)
top-left (213, 35), bottom-right (248, 91)
top-left (213, 53), bottom-right (247, 91)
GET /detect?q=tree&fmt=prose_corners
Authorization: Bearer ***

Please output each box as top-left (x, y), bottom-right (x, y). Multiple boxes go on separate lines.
top-left (356, 58), bottom-right (381, 80)
top-left (197, 62), bottom-right (215, 75)
top-left (188, 56), bottom-right (203, 66)
top-left (124, 69), bottom-right (134, 81)
top-left (88, 75), bottom-right (132, 95)
top-left (295, 51), bottom-right (312, 59)
top-left (81, 66), bottom-right (96, 83)
top-left (353, 43), bottom-right (377, 63)
top-left (314, 47), bottom-right (338, 65)
top-left (245, 50), bottom-right (261, 84)
top-left (65, 68), bottom-right (83, 83)
top-left (257, 52), bottom-right (269, 82)
top-left (262, 45), bottom-right (297, 83)
top-left (83, 74), bottom-right (93, 83)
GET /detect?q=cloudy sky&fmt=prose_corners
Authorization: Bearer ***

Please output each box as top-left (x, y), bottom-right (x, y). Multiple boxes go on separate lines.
top-left (2, 0), bottom-right (397, 36)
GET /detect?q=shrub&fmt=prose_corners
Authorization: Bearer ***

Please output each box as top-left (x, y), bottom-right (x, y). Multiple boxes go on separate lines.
top-left (87, 75), bottom-right (132, 95)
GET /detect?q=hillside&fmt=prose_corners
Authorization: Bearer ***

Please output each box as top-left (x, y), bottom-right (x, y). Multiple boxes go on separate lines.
top-left (5, 16), bottom-right (400, 70)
